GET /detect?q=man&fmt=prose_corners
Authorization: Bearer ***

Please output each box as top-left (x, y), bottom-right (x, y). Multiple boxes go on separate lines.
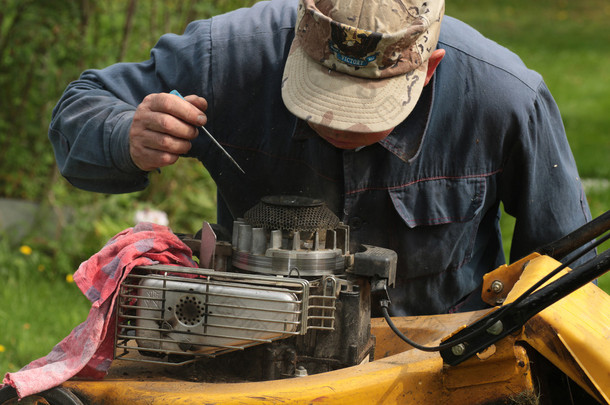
top-left (49, 0), bottom-right (593, 315)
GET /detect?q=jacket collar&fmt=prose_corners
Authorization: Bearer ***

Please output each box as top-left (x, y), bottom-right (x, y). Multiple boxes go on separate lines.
top-left (378, 76), bottom-right (434, 163)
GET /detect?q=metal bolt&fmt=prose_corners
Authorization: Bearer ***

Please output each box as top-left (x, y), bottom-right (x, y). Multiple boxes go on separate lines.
top-left (451, 343), bottom-right (466, 356)
top-left (490, 280), bottom-right (504, 293)
top-left (486, 320), bottom-right (504, 336)
top-left (294, 366), bottom-right (308, 377)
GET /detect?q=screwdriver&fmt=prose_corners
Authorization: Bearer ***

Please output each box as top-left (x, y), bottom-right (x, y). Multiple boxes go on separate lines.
top-left (170, 90), bottom-right (245, 174)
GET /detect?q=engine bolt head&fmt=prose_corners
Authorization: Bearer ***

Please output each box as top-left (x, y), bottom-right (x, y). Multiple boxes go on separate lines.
top-left (451, 343), bottom-right (466, 356)
top-left (486, 320), bottom-right (504, 336)
top-left (294, 365), bottom-right (308, 377)
top-left (491, 280), bottom-right (504, 293)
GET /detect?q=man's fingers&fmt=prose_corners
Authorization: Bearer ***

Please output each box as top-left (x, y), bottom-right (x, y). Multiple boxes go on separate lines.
top-left (145, 92), bottom-right (207, 128)
top-left (130, 128), bottom-right (193, 170)
top-left (150, 112), bottom-right (199, 140)
top-left (184, 94), bottom-right (208, 113)
top-left (132, 147), bottom-right (180, 172)
top-left (138, 129), bottom-right (194, 155)
top-left (129, 92), bottom-right (209, 171)
top-left (134, 104), bottom-right (198, 141)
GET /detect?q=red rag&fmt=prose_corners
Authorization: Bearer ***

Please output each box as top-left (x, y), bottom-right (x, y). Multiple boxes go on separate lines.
top-left (2, 222), bottom-right (197, 399)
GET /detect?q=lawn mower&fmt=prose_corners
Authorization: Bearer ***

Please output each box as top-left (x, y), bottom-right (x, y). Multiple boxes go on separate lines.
top-left (1, 196), bottom-right (609, 404)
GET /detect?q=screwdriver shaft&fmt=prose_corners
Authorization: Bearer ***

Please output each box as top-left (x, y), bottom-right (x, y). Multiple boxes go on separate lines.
top-left (170, 90), bottom-right (245, 174)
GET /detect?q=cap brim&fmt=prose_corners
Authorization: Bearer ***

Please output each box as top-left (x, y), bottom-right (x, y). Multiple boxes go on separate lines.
top-left (281, 37), bottom-right (428, 133)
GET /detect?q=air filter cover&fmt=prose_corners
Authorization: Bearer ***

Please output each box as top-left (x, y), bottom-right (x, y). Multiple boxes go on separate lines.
top-left (243, 195), bottom-right (340, 232)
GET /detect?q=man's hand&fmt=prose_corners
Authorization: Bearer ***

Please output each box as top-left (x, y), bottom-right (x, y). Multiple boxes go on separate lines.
top-left (129, 92), bottom-right (208, 172)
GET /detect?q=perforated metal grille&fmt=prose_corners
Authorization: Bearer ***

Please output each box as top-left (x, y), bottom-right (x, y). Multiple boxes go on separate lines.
top-left (114, 264), bottom-right (337, 365)
top-left (175, 295), bottom-right (205, 326)
top-left (244, 195), bottom-right (340, 232)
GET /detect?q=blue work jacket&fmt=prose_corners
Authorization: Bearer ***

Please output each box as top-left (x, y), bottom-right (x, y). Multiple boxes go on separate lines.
top-left (49, 0), bottom-right (593, 315)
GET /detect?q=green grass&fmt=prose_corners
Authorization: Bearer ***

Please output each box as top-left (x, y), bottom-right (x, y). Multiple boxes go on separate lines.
top-left (583, 184), bottom-right (610, 290)
top-left (0, 160), bottom-right (217, 375)
top-left (451, 0), bottom-right (610, 290)
top-left (446, 0), bottom-right (610, 180)
top-left (1, 0), bottom-right (609, 377)
top-left (0, 248), bottom-right (90, 374)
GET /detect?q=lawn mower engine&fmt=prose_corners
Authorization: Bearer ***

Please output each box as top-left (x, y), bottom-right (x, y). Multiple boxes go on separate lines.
top-left (115, 196), bottom-right (396, 381)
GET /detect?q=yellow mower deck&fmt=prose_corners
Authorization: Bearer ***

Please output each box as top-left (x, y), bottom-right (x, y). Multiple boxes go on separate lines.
top-left (65, 312), bottom-right (533, 405)
top-left (54, 254), bottom-right (610, 404)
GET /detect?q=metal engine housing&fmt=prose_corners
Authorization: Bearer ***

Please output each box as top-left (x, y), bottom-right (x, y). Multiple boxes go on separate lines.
top-left (115, 196), bottom-right (396, 380)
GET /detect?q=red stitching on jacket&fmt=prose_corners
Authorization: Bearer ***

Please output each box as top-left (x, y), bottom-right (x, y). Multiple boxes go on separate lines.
top-left (346, 169), bottom-right (502, 195)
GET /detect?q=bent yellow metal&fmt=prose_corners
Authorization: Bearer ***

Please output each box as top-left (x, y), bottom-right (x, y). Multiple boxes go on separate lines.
top-left (64, 313), bottom-right (534, 404)
top-left (60, 254), bottom-right (610, 404)
top-left (499, 254), bottom-right (610, 403)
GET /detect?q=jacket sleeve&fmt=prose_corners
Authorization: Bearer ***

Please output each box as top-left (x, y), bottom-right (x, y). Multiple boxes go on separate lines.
top-left (48, 19), bottom-right (212, 193)
top-left (500, 81), bottom-right (594, 263)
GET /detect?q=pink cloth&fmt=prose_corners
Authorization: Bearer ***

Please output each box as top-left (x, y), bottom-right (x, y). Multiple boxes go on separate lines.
top-left (2, 222), bottom-right (197, 399)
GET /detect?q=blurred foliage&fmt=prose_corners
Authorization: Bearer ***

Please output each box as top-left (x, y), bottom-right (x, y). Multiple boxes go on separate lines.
top-left (0, 0), bottom-right (256, 278)
top-left (0, 0), bottom-right (256, 200)
top-left (0, 235), bottom-right (91, 372)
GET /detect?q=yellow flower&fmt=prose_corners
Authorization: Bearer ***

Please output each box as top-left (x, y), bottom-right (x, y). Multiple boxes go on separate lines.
top-left (556, 10), bottom-right (568, 21)
top-left (19, 245), bottom-right (32, 255)
top-left (66, 274), bottom-right (74, 283)
top-left (0, 344), bottom-right (5, 353)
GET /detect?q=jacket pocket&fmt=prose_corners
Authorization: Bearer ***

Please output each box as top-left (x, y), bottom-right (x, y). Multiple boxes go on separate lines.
top-left (387, 176), bottom-right (486, 278)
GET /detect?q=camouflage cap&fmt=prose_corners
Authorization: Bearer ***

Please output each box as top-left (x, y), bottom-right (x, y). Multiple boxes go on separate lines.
top-left (281, 0), bottom-right (444, 133)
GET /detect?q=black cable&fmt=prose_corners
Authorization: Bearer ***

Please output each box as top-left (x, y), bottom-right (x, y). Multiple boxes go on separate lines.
top-left (380, 231), bottom-right (609, 353)
top-left (380, 304), bottom-right (457, 352)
